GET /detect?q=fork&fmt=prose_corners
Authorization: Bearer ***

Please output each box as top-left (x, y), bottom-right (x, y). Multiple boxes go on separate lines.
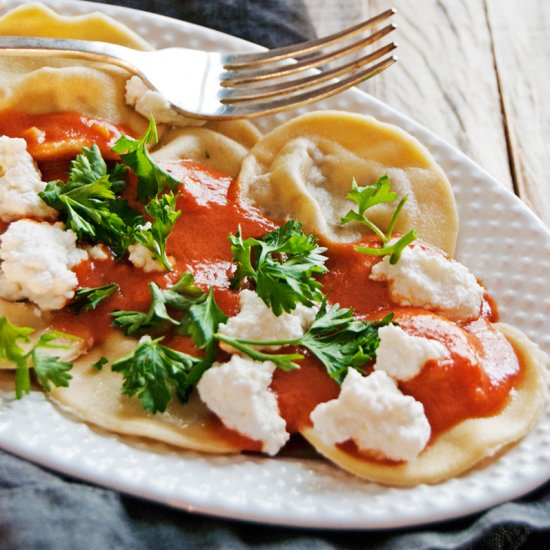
top-left (0, 8), bottom-right (396, 120)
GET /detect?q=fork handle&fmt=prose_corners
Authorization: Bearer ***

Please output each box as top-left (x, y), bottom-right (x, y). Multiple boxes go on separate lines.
top-left (0, 36), bottom-right (141, 73)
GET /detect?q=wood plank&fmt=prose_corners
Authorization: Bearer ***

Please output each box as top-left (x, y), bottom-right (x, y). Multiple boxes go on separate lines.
top-left (486, 0), bottom-right (550, 226)
top-left (304, 0), bottom-right (513, 190)
top-left (303, 0), bottom-right (364, 37)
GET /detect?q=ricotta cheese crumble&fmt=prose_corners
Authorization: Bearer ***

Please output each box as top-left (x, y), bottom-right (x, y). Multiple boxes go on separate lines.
top-left (374, 324), bottom-right (449, 381)
top-left (127, 242), bottom-right (167, 273)
top-left (125, 76), bottom-right (204, 127)
top-left (0, 136), bottom-right (57, 222)
top-left (197, 354), bottom-right (289, 455)
top-left (0, 220), bottom-right (88, 311)
top-left (370, 245), bottom-right (485, 321)
top-left (310, 369), bottom-right (431, 462)
top-left (218, 289), bottom-right (318, 352)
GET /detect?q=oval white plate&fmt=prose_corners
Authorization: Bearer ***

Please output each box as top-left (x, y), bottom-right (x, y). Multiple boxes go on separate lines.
top-left (1, 0), bottom-right (550, 530)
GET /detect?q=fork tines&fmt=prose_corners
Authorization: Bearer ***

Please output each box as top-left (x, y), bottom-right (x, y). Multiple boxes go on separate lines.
top-left (219, 8), bottom-right (397, 115)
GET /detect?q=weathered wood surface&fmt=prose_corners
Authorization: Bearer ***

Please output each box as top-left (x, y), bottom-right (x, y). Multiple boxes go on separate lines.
top-left (487, 0), bottom-right (550, 223)
top-left (303, 0), bottom-right (550, 226)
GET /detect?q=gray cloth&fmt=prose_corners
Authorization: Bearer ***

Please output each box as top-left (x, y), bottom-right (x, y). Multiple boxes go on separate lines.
top-left (1, 1), bottom-right (549, 548)
top-left (92, 0), bottom-right (316, 49)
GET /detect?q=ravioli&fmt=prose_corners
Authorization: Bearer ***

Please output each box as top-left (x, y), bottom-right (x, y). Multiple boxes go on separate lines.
top-left (0, 3), bottom-right (151, 134)
top-left (0, 3), bottom-right (262, 159)
top-left (238, 110), bottom-right (458, 256)
top-left (0, 3), bottom-right (151, 48)
top-left (152, 121), bottom-right (262, 178)
top-left (301, 324), bottom-right (548, 486)
top-left (49, 333), bottom-right (247, 454)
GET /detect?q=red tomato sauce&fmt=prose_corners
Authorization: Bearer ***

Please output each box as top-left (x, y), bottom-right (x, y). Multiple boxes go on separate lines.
top-left (273, 242), bottom-right (521, 440)
top-left (0, 110), bottom-right (524, 453)
top-left (52, 159), bottom-right (276, 342)
top-left (391, 309), bottom-right (521, 439)
top-left (0, 110), bottom-right (128, 162)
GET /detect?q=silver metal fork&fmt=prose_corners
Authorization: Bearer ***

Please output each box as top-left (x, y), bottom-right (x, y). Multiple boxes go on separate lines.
top-left (0, 8), bottom-right (396, 120)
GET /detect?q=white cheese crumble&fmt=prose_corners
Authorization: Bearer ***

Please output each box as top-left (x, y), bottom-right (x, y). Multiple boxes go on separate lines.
top-left (127, 243), bottom-right (167, 273)
top-left (86, 244), bottom-right (110, 261)
top-left (370, 245), bottom-right (484, 321)
top-left (125, 76), bottom-right (204, 127)
top-left (310, 369), bottom-right (431, 462)
top-left (197, 354), bottom-right (289, 455)
top-left (374, 324), bottom-right (449, 381)
top-left (0, 220), bottom-right (88, 311)
top-left (0, 136), bottom-right (57, 222)
top-left (218, 289), bottom-right (317, 352)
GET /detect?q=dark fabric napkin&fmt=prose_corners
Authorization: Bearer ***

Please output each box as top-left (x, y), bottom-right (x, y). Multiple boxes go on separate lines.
top-left (1, 1), bottom-right (549, 548)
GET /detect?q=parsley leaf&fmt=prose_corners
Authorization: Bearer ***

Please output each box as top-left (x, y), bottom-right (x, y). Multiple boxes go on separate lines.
top-left (111, 117), bottom-right (180, 202)
top-left (0, 317), bottom-right (33, 397)
top-left (39, 146), bottom-right (142, 258)
top-left (0, 317), bottom-right (78, 398)
top-left (0, 316), bottom-right (33, 362)
top-left (111, 273), bottom-right (204, 335)
top-left (229, 220), bottom-right (328, 316)
top-left (68, 143), bottom-right (128, 192)
top-left (341, 175), bottom-right (417, 264)
top-left (215, 303), bottom-right (393, 384)
top-left (134, 191), bottom-right (181, 271)
top-left (162, 272), bottom-right (204, 310)
top-left (112, 275), bottom-right (229, 405)
top-left (70, 283), bottom-right (119, 313)
top-left (177, 287), bottom-right (228, 350)
top-left (32, 350), bottom-right (72, 392)
top-left (302, 304), bottom-right (393, 383)
top-left (91, 356), bottom-right (108, 371)
top-left (173, 285), bottom-right (228, 401)
top-left (111, 336), bottom-right (201, 413)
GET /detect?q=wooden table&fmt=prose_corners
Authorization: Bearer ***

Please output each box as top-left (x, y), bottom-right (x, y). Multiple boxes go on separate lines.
top-left (304, 0), bottom-right (550, 227)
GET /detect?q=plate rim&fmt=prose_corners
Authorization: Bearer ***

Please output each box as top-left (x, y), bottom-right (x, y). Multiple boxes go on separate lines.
top-left (1, 0), bottom-right (549, 530)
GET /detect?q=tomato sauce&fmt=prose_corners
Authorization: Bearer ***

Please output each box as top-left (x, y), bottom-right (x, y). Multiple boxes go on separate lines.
top-left (0, 110), bottom-right (524, 455)
top-left (52, 159), bottom-right (276, 342)
top-left (0, 110), bottom-right (127, 162)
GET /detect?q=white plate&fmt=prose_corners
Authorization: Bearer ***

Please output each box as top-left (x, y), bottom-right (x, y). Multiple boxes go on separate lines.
top-left (1, 0), bottom-right (550, 530)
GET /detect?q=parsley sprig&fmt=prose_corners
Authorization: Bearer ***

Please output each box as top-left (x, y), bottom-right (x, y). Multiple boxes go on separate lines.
top-left (111, 336), bottom-right (201, 413)
top-left (133, 191), bottom-right (181, 271)
top-left (111, 116), bottom-right (180, 202)
top-left (111, 273), bottom-right (206, 335)
top-left (39, 118), bottom-right (182, 269)
top-left (39, 145), bottom-right (141, 258)
top-left (341, 175), bottom-right (416, 264)
top-left (216, 303), bottom-right (393, 384)
top-left (0, 317), bottom-right (78, 398)
top-left (111, 275), bottom-right (228, 410)
top-left (111, 278), bottom-right (391, 412)
top-left (70, 283), bottom-right (119, 313)
top-left (229, 220), bottom-right (328, 316)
